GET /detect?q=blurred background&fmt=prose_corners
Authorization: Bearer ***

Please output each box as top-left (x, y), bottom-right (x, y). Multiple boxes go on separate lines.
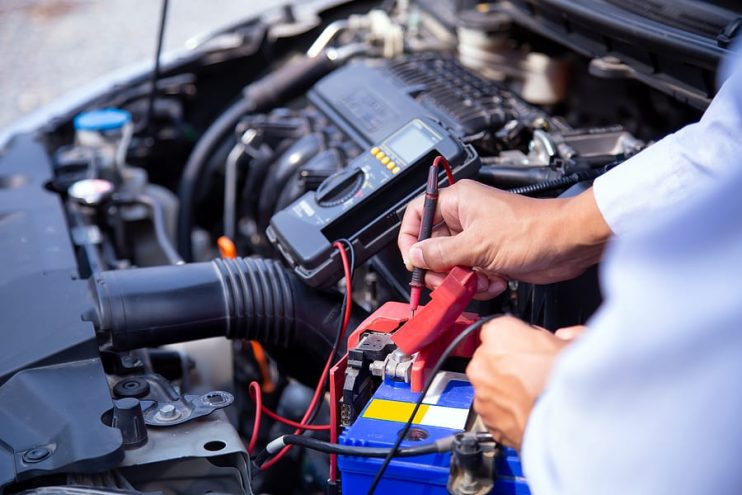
top-left (0, 0), bottom-right (285, 130)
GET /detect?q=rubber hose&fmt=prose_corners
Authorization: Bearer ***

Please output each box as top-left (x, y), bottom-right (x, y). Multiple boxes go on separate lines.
top-left (89, 257), bottom-right (364, 384)
top-left (177, 98), bottom-right (255, 261)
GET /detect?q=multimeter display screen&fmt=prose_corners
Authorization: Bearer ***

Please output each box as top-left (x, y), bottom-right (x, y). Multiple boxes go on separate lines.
top-left (385, 122), bottom-right (440, 164)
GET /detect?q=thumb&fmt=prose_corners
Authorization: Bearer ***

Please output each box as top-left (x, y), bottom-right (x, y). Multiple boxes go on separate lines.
top-left (408, 234), bottom-right (478, 272)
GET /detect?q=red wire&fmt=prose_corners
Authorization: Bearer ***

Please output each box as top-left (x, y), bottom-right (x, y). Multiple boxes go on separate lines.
top-left (329, 241), bottom-right (352, 483)
top-left (248, 381), bottom-right (330, 435)
top-left (434, 155), bottom-right (455, 185)
top-left (247, 382), bottom-right (262, 454)
top-left (261, 241), bottom-right (352, 473)
top-left (262, 404), bottom-right (330, 431)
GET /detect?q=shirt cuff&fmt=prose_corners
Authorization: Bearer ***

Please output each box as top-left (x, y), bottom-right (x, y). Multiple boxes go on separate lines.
top-left (592, 135), bottom-right (681, 236)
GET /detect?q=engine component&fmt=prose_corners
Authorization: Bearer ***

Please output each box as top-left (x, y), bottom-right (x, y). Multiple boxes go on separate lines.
top-left (73, 108), bottom-right (133, 178)
top-left (89, 257), bottom-right (362, 383)
top-left (0, 0), bottom-right (718, 492)
top-left (308, 55), bottom-right (527, 142)
top-left (177, 46), bottom-right (365, 261)
top-left (268, 117), bottom-right (480, 287)
top-left (112, 398), bottom-right (148, 449)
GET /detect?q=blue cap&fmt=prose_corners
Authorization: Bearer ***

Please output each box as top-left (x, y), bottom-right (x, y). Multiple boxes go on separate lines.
top-left (74, 108), bottom-right (132, 132)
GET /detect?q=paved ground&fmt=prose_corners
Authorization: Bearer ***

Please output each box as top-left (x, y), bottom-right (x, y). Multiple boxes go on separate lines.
top-left (0, 0), bottom-right (284, 130)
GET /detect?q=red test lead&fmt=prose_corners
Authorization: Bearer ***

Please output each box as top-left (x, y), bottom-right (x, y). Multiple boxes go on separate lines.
top-left (409, 156), bottom-right (448, 316)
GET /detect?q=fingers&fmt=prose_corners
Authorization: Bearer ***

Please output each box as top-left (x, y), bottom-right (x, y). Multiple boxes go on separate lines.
top-left (473, 277), bottom-right (508, 300)
top-left (399, 194), bottom-right (447, 269)
top-left (398, 195), bottom-right (426, 270)
top-left (554, 325), bottom-right (587, 341)
top-left (398, 185), bottom-right (465, 269)
top-left (407, 233), bottom-right (481, 273)
top-left (423, 271), bottom-right (506, 300)
top-left (479, 315), bottom-right (534, 345)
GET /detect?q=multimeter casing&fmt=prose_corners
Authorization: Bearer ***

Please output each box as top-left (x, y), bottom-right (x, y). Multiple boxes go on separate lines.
top-left (267, 117), bottom-right (480, 288)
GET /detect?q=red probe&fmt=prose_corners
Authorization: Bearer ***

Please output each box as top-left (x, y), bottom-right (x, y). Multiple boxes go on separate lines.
top-left (409, 156), bottom-right (454, 315)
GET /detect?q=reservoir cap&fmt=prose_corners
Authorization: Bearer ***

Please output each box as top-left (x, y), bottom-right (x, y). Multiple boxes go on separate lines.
top-left (74, 108), bottom-right (132, 132)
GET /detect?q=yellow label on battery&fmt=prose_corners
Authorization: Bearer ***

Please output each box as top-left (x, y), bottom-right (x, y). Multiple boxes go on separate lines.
top-left (362, 399), bottom-right (469, 430)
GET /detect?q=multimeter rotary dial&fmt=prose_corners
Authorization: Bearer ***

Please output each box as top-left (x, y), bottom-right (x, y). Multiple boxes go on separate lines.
top-left (315, 167), bottom-right (365, 207)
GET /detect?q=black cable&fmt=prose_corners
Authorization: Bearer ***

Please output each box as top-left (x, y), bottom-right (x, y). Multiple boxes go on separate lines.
top-left (508, 160), bottom-right (621, 196)
top-left (305, 238), bottom-right (355, 426)
top-left (508, 170), bottom-right (598, 196)
top-left (264, 434), bottom-right (452, 459)
top-left (366, 315), bottom-right (499, 495)
top-left (331, 239), bottom-right (355, 363)
top-left (145, 0), bottom-right (169, 133)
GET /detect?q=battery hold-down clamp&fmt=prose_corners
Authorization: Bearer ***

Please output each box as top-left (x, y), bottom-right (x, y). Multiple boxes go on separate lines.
top-left (330, 266), bottom-right (480, 430)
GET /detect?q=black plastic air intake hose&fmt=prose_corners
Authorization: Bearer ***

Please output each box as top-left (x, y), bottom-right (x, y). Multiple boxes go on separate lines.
top-left (90, 257), bottom-right (362, 382)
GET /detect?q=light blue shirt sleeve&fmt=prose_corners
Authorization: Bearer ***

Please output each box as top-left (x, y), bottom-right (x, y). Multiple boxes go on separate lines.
top-left (521, 52), bottom-right (742, 494)
top-left (593, 48), bottom-right (742, 235)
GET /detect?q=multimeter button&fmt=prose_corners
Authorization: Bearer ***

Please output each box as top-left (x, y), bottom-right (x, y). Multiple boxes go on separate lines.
top-left (386, 162), bottom-right (395, 170)
top-left (376, 151), bottom-right (386, 160)
top-left (370, 147), bottom-right (380, 156)
top-left (392, 167), bottom-right (401, 174)
top-left (381, 157), bottom-right (390, 165)
top-left (316, 168), bottom-right (365, 207)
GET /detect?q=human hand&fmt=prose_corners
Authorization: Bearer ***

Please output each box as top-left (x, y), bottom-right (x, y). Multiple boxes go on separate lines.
top-left (554, 325), bottom-right (587, 341)
top-left (466, 316), bottom-right (570, 450)
top-left (398, 180), bottom-right (612, 299)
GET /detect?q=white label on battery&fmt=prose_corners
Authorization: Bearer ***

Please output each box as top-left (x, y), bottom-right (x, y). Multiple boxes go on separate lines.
top-left (419, 405), bottom-right (470, 430)
top-left (422, 371), bottom-right (468, 405)
top-left (362, 400), bottom-right (470, 430)
top-left (362, 371), bottom-right (473, 430)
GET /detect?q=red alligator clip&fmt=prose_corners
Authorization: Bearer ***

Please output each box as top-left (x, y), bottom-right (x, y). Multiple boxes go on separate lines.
top-left (339, 266), bottom-right (481, 392)
top-left (392, 266), bottom-right (480, 391)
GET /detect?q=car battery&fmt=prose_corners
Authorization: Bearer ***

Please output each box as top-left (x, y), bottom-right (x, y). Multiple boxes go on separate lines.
top-left (338, 371), bottom-right (531, 494)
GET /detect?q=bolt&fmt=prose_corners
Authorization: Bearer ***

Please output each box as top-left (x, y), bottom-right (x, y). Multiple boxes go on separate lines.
top-left (154, 403), bottom-right (181, 422)
top-left (23, 447), bottom-right (51, 463)
top-left (160, 404), bottom-right (176, 418)
top-left (369, 360), bottom-right (385, 377)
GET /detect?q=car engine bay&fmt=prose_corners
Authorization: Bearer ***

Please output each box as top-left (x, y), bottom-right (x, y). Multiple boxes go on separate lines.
top-left (0, 0), bottom-right (733, 493)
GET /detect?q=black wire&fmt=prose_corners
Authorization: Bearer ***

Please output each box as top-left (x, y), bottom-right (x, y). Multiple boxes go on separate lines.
top-left (305, 238), bottom-right (355, 427)
top-left (366, 315), bottom-right (500, 495)
top-left (270, 434), bottom-right (451, 458)
top-left (332, 238), bottom-right (355, 363)
top-left (146, 0), bottom-right (169, 133)
top-left (508, 160), bottom-right (621, 196)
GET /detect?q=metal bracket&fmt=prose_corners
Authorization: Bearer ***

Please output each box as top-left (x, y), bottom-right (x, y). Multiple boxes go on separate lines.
top-left (141, 391), bottom-right (234, 427)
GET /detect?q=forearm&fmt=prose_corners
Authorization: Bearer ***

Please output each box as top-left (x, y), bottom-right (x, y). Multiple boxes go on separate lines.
top-left (553, 188), bottom-right (612, 269)
top-left (593, 64), bottom-right (742, 235)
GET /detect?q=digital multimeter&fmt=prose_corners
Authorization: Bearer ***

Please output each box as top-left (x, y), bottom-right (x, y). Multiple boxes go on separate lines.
top-left (267, 117), bottom-right (480, 288)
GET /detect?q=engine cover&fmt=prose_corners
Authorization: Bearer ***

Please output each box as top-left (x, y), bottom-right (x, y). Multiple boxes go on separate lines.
top-left (307, 54), bottom-right (514, 144)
